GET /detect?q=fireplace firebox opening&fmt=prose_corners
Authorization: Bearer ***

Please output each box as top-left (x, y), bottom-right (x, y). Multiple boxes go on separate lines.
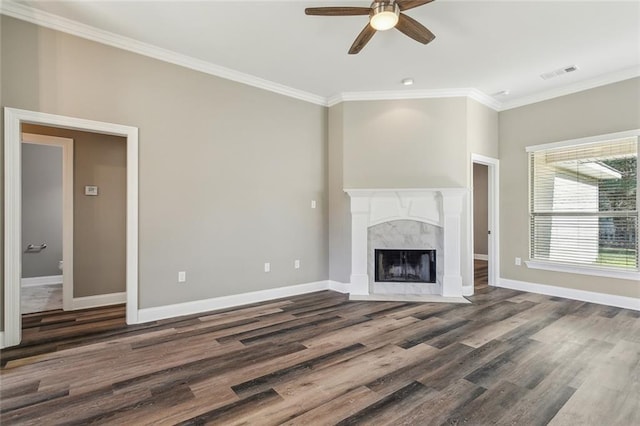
top-left (375, 249), bottom-right (436, 283)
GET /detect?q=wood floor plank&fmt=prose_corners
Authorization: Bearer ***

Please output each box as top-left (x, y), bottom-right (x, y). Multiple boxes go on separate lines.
top-left (280, 386), bottom-right (380, 425)
top-left (440, 379), bottom-right (528, 425)
top-left (336, 381), bottom-right (436, 425)
top-left (549, 339), bottom-right (640, 426)
top-left (390, 379), bottom-right (486, 425)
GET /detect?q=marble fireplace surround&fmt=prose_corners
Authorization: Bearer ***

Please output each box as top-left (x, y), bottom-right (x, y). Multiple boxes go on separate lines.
top-left (345, 188), bottom-right (468, 302)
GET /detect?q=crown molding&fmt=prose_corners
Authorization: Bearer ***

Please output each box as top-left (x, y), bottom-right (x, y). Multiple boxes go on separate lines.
top-left (327, 88), bottom-right (502, 110)
top-left (498, 66), bottom-right (640, 111)
top-left (0, 1), bottom-right (327, 106)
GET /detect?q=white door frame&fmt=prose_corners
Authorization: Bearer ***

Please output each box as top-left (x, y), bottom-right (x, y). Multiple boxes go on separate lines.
top-left (22, 133), bottom-right (74, 311)
top-left (471, 153), bottom-right (500, 288)
top-left (4, 108), bottom-right (139, 348)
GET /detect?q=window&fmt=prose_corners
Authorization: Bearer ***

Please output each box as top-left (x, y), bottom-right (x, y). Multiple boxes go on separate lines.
top-left (528, 133), bottom-right (638, 274)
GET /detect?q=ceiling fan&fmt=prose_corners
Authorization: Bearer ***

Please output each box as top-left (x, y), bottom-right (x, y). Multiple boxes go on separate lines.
top-left (305, 0), bottom-right (436, 54)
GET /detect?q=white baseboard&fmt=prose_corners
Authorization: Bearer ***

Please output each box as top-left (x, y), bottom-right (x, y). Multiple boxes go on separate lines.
top-left (21, 275), bottom-right (63, 287)
top-left (462, 285), bottom-right (474, 297)
top-left (137, 280), bottom-right (333, 323)
top-left (71, 292), bottom-right (126, 310)
top-left (498, 278), bottom-right (640, 311)
top-left (327, 280), bottom-right (350, 293)
top-left (474, 254), bottom-right (489, 261)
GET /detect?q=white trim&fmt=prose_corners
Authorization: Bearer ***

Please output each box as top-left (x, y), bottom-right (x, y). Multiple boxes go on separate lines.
top-left (327, 280), bottom-right (350, 294)
top-left (4, 108), bottom-right (23, 347)
top-left (21, 275), bottom-right (63, 287)
top-left (498, 278), bottom-right (640, 311)
top-left (0, 332), bottom-right (5, 349)
top-left (525, 260), bottom-right (640, 281)
top-left (327, 88), bottom-right (501, 111)
top-left (525, 128), bottom-right (640, 152)
top-left (71, 292), bottom-right (126, 310)
top-left (474, 254), bottom-right (489, 261)
top-left (22, 133), bottom-right (74, 311)
top-left (349, 294), bottom-right (470, 304)
top-left (125, 123), bottom-right (139, 325)
top-left (499, 66), bottom-right (640, 111)
top-left (138, 280), bottom-right (332, 323)
top-left (4, 107), bottom-right (139, 348)
top-left (0, 1), bottom-right (325, 107)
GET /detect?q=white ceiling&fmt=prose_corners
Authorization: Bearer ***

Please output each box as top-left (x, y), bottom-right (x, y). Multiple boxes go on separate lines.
top-left (5, 0), bottom-right (640, 109)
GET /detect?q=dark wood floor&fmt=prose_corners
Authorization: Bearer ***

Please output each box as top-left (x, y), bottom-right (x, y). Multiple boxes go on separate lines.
top-left (2, 286), bottom-right (639, 425)
top-left (474, 259), bottom-right (489, 290)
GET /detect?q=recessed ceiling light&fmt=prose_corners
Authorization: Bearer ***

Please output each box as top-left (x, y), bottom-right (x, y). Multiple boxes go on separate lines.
top-left (402, 78), bottom-right (414, 86)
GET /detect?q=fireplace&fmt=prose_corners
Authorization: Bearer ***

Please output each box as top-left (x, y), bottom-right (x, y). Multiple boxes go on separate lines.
top-left (345, 188), bottom-right (468, 299)
top-left (375, 249), bottom-right (436, 283)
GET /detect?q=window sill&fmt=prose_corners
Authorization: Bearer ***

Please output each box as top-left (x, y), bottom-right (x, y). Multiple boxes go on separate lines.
top-left (525, 260), bottom-right (640, 281)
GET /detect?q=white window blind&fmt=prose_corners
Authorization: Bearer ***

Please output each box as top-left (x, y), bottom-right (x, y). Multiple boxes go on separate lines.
top-left (529, 136), bottom-right (638, 270)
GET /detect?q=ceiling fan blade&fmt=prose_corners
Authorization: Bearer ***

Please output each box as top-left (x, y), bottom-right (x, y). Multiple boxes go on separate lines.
top-left (349, 24), bottom-right (377, 54)
top-left (396, 13), bottom-right (435, 44)
top-left (305, 7), bottom-right (371, 16)
top-left (396, 0), bottom-right (435, 11)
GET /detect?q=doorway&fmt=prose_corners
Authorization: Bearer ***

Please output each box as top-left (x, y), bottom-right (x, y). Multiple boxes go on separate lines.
top-left (3, 108), bottom-right (139, 348)
top-left (21, 133), bottom-right (73, 314)
top-left (471, 154), bottom-right (500, 291)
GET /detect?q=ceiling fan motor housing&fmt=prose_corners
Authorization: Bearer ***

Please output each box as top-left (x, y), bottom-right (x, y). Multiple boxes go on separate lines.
top-left (370, 1), bottom-right (400, 31)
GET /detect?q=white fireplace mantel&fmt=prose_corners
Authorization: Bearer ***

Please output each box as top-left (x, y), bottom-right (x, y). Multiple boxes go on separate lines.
top-left (344, 188), bottom-right (467, 298)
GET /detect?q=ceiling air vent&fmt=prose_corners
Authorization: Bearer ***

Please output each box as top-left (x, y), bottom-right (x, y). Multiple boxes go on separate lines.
top-left (540, 65), bottom-right (579, 80)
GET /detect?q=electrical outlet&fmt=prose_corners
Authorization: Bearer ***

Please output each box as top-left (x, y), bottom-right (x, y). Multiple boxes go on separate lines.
top-left (515, 257), bottom-right (521, 266)
top-left (178, 271), bottom-right (186, 282)
top-left (311, 200), bottom-right (317, 209)
top-left (264, 262), bottom-right (271, 273)
top-left (294, 259), bottom-right (300, 269)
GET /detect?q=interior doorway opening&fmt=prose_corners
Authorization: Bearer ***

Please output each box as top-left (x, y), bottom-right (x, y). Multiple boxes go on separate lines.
top-left (4, 108), bottom-right (139, 349)
top-left (21, 133), bottom-right (73, 315)
top-left (471, 154), bottom-right (500, 291)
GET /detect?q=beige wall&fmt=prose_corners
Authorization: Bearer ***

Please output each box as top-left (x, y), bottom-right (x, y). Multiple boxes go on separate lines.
top-left (499, 77), bottom-right (640, 298)
top-left (467, 99), bottom-right (499, 159)
top-left (22, 124), bottom-right (127, 297)
top-left (473, 163), bottom-right (488, 256)
top-left (328, 104), bottom-right (351, 283)
top-left (342, 98), bottom-right (469, 188)
top-left (2, 16), bottom-right (329, 314)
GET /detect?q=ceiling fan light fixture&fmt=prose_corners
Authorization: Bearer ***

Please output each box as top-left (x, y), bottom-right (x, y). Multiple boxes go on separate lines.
top-left (370, 2), bottom-right (400, 31)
